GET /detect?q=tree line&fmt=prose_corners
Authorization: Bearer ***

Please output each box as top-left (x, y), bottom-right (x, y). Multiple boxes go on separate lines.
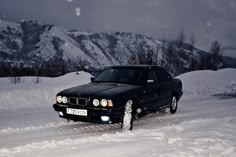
top-left (128, 28), bottom-right (223, 76)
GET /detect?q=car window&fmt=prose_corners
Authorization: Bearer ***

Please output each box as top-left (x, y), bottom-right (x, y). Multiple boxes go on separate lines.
top-left (94, 68), bottom-right (146, 84)
top-left (147, 70), bottom-right (158, 83)
top-left (95, 69), bottom-right (114, 82)
top-left (156, 68), bottom-right (172, 82)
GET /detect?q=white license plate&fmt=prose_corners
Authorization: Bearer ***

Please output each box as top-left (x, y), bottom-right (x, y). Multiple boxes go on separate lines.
top-left (66, 108), bottom-right (87, 116)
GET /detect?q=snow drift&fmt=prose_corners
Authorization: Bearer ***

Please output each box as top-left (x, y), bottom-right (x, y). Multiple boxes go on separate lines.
top-left (0, 71), bottom-right (92, 109)
top-left (0, 68), bottom-right (236, 157)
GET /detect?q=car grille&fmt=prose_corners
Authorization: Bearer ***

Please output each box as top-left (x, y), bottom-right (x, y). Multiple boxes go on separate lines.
top-left (69, 97), bottom-right (88, 106)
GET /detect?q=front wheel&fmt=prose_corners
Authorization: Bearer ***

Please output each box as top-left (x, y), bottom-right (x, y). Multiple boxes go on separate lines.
top-left (170, 96), bottom-right (178, 114)
top-left (121, 100), bottom-right (133, 131)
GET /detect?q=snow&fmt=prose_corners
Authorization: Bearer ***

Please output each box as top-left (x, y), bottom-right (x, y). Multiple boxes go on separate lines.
top-left (31, 30), bottom-right (57, 61)
top-left (75, 7), bottom-right (81, 16)
top-left (177, 68), bottom-right (236, 96)
top-left (0, 69), bottom-right (236, 157)
top-left (0, 20), bottom-right (20, 30)
top-left (0, 71), bottom-right (92, 109)
top-left (0, 20), bottom-right (23, 55)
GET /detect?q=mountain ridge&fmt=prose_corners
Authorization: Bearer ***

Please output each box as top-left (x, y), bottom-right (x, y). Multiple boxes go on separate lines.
top-left (0, 19), bottom-right (235, 77)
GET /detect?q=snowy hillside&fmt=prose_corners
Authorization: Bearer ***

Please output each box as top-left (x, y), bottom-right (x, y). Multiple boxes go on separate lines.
top-left (0, 20), bottom-right (163, 73)
top-left (0, 69), bottom-right (236, 157)
top-left (1, 20), bottom-right (236, 77)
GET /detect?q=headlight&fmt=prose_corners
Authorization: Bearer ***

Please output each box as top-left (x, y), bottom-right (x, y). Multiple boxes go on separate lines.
top-left (101, 99), bottom-right (107, 107)
top-left (93, 99), bottom-right (99, 106)
top-left (62, 96), bottom-right (68, 103)
top-left (56, 96), bottom-right (62, 103)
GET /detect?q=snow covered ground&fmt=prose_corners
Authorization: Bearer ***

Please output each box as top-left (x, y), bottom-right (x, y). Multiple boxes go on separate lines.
top-left (0, 69), bottom-right (236, 157)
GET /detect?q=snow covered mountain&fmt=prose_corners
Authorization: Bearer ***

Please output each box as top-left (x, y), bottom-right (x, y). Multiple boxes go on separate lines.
top-left (0, 20), bottom-right (236, 76)
top-left (0, 20), bottom-right (161, 68)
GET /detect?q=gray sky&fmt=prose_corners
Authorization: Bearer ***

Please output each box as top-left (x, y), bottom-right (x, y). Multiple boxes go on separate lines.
top-left (0, 0), bottom-right (236, 57)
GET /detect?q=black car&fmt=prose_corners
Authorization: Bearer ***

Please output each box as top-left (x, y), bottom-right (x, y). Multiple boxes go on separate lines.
top-left (53, 65), bottom-right (183, 130)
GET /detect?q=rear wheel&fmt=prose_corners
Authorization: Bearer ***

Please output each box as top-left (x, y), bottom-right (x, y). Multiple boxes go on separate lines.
top-left (121, 100), bottom-right (133, 131)
top-left (170, 96), bottom-right (178, 114)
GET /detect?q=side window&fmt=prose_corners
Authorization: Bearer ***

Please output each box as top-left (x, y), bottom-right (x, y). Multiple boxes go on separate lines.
top-left (147, 70), bottom-right (158, 83)
top-left (157, 69), bottom-right (172, 82)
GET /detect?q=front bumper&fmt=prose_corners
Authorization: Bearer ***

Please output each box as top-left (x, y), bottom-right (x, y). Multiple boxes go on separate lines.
top-left (53, 104), bottom-right (123, 124)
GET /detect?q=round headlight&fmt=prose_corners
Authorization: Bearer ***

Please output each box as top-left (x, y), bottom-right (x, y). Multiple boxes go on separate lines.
top-left (62, 97), bottom-right (68, 104)
top-left (101, 99), bottom-right (107, 107)
top-left (56, 96), bottom-right (62, 103)
top-left (93, 99), bottom-right (99, 106)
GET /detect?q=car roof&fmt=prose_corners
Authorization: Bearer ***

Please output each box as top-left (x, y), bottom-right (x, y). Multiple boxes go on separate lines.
top-left (107, 65), bottom-right (162, 69)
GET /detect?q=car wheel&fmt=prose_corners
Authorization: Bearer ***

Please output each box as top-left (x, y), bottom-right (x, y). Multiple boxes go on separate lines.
top-left (170, 95), bottom-right (178, 114)
top-left (121, 99), bottom-right (133, 131)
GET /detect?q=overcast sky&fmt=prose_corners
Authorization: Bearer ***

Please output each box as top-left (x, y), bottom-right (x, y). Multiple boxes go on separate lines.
top-left (0, 0), bottom-right (236, 56)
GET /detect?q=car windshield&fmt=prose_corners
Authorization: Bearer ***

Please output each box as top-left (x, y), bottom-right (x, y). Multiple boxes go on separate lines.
top-left (94, 68), bottom-right (147, 85)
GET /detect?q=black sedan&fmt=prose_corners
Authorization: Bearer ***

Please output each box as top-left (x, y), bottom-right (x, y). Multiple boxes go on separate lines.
top-left (53, 65), bottom-right (183, 130)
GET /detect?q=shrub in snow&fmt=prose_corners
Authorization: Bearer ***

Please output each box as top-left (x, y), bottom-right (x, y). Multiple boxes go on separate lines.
top-left (32, 76), bottom-right (42, 84)
top-left (8, 77), bottom-right (22, 84)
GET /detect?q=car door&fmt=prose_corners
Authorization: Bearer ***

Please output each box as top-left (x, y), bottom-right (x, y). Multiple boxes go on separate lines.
top-left (142, 69), bottom-right (160, 111)
top-left (156, 68), bottom-right (173, 106)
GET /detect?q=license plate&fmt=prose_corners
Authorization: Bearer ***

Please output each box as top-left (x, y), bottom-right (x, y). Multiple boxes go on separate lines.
top-left (66, 108), bottom-right (87, 116)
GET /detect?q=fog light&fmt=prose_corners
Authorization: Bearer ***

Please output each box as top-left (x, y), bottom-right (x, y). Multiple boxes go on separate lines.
top-left (137, 108), bottom-right (142, 113)
top-left (59, 111), bottom-right (64, 116)
top-left (101, 116), bottom-right (110, 122)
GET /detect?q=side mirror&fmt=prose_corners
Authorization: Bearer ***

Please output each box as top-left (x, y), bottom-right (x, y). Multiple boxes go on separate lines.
top-left (90, 77), bottom-right (95, 82)
top-left (168, 75), bottom-right (172, 80)
top-left (147, 80), bottom-right (155, 84)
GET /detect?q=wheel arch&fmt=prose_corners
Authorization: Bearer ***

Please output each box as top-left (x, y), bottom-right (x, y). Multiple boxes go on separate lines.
top-left (172, 91), bottom-right (180, 101)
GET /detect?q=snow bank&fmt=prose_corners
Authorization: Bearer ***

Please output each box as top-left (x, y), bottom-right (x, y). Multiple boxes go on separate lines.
top-left (0, 71), bottom-right (92, 109)
top-left (0, 68), bottom-right (236, 157)
top-left (177, 68), bottom-right (236, 96)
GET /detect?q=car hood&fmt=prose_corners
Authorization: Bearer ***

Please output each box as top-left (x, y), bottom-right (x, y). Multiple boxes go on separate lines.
top-left (58, 82), bottom-right (142, 98)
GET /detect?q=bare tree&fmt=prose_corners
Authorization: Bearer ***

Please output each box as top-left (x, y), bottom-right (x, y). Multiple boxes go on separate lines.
top-left (166, 42), bottom-right (174, 65)
top-left (176, 28), bottom-right (186, 49)
top-left (189, 33), bottom-right (196, 52)
top-left (207, 40), bottom-right (223, 70)
top-left (160, 37), bottom-right (167, 66)
top-left (189, 33), bottom-right (196, 71)
top-left (128, 51), bottom-right (139, 65)
top-left (33, 76), bottom-right (42, 84)
top-left (210, 40), bottom-right (222, 57)
top-left (8, 77), bottom-right (21, 84)
top-left (145, 48), bottom-right (158, 65)
top-left (128, 48), bottom-right (159, 65)
top-left (161, 37), bottom-right (167, 53)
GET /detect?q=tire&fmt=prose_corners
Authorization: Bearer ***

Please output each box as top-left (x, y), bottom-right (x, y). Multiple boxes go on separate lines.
top-left (170, 95), bottom-right (178, 114)
top-left (121, 99), bottom-right (133, 131)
